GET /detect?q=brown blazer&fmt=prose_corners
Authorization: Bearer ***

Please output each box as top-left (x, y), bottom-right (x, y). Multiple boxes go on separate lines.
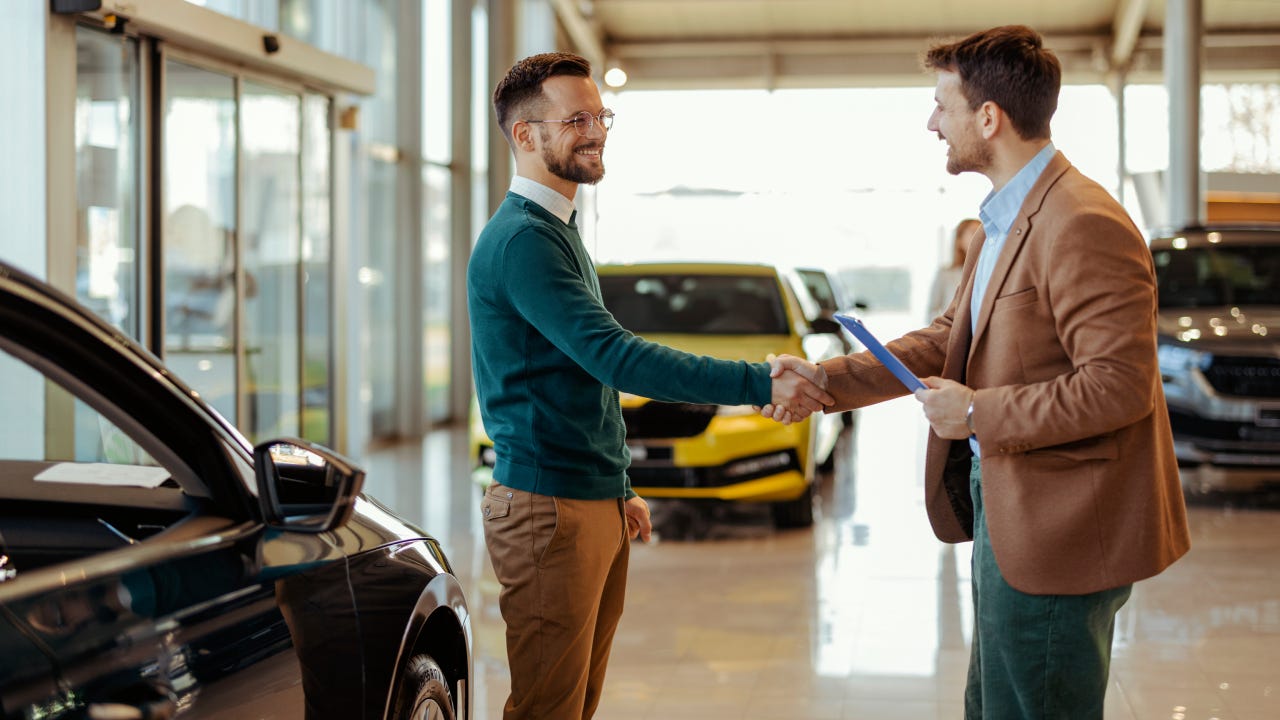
top-left (821, 152), bottom-right (1190, 595)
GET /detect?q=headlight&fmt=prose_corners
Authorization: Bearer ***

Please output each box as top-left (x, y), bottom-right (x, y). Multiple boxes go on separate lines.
top-left (1157, 341), bottom-right (1212, 374)
top-left (716, 404), bottom-right (758, 417)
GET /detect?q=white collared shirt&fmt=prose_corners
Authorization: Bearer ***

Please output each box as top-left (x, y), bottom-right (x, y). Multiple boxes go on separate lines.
top-left (509, 175), bottom-right (576, 225)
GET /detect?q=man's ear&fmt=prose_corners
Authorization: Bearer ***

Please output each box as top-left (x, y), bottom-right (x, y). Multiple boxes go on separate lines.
top-left (511, 120), bottom-right (536, 153)
top-left (978, 101), bottom-right (1002, 140)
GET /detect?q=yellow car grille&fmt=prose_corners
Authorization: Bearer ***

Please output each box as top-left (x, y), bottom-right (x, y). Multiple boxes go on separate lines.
top-left (627, 449), bottom-right (800, 488)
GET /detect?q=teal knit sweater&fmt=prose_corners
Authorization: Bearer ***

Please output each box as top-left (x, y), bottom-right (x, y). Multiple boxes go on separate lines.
top-left (467, 193), bottom-right (772, 500)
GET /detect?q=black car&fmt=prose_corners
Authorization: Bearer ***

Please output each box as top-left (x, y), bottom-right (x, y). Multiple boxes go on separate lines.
top-left (1152, 225), bottom-right (1280, 494)
top-left (0, 261), bottom-right (469, 719)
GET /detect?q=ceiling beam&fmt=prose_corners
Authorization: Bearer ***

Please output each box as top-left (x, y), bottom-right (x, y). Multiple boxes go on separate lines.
top-left (606, 31), bottom-right (1280, 90)
top-left (548, 0), bottom-right (607, 72)
top-left (1110, 0), bottom-right (1151, 69)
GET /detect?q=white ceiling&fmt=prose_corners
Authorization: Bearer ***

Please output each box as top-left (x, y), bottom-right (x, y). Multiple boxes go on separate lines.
top-left (550, 0), bottom-right (1280, 89)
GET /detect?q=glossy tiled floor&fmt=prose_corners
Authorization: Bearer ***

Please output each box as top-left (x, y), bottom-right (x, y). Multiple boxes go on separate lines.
top-left (364, 397), bottom-right (1280, 720)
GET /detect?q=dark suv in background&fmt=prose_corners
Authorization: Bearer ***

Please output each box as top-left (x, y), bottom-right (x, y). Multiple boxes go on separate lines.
top-left (1153, 226), bottom-right (1280, 494)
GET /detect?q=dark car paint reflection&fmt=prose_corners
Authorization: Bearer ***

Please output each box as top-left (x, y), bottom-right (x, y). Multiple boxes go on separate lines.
top-left (1, 512), bottom-right (467, 720)
top-left (0, 260), bottom-right (470, 720)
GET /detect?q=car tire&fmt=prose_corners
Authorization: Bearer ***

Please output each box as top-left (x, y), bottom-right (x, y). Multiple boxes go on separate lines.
top-left (771, 483), bottom-right (814, 528)
top-left (393, 654), bottom-right (456, 720)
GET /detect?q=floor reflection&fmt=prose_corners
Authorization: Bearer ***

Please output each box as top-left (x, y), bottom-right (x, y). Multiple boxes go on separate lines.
top-left (364, 400), bottom-right (1280, 720)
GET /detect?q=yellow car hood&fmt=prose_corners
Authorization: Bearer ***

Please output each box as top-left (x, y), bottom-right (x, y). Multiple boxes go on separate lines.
top-left (630, 333), bottom-right (803, 366)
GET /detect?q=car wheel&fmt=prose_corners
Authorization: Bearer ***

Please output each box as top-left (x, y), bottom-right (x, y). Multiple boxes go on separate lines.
top-left (394, 654), bottom-right (456, 720)
top-left (771, 483), bottom-right (814, 528)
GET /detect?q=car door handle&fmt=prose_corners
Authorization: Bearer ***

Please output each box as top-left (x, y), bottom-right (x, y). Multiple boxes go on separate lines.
top-left (87, 698), bottom-right (177, 720)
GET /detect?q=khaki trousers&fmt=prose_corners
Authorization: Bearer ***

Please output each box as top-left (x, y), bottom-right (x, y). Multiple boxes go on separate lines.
top-left (482, 482), bottom-right (630, 720)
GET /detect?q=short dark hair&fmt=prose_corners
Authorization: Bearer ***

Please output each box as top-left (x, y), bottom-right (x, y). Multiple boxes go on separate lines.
top-left (493, 52), bottom-right (593, 145)
top-left (923, 25), bottom-right (1060, 140)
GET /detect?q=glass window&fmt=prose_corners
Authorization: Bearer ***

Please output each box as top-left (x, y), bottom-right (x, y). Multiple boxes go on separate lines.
top-left (423, 164), bottom-right (450, 421)
top-left (0, 346), bottom-right (157, 467)
top-left (0, 354), bottom-right (45, 461)
top-left (366, 157), bottom-right (397, 435)
top-left (162, 60), bottom-right (238, 425)
top-left (1202, 83), bottom-right (1280, 173)
top-left (363, 0), bottom-right (399, 436)
top-left (471, 3), bottom-right (490, 240)
top-left (423, 0), bottom-right (451, 164)
top-left (75, 28), bottom-right (140, 337)
top-left (302, 93), bottom-right (333, 444)
top-left (1126, 82), bottom-right (1280, 175)
top-left (242, 80), bottom-right (302, 441)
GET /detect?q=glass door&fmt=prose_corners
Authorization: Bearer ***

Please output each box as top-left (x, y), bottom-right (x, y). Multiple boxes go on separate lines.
top-left (301, 93), bottom-right (333, 443)
top-left (75, 28), bottom-right (141, 337)
top-left (242, 80), bottom-right (302, 439)
top-left (161, 59), bottom-right (238, 425)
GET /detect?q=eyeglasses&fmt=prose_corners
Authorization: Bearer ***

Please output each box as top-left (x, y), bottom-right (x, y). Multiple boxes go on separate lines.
top-left (524, 109), bottom-right (615, 136)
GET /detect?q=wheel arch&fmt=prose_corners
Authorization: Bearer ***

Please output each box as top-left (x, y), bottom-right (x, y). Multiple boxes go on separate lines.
top-left (383, 572), bottom-right (472, 719)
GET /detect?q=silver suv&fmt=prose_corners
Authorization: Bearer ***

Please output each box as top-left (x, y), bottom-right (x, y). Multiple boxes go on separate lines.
top-left (1153, 226), bottom-right (1280, 493)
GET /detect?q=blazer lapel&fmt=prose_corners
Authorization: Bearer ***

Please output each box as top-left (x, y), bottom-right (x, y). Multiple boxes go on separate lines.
top-left (968, 152), bottom-right (1072, 357)
top-left (946, 260), bottom-right (977, 381)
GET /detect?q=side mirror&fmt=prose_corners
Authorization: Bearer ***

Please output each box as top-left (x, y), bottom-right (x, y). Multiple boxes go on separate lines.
top-left (809, 317), bottom-right (842, 336)
top-left (254, 437), bottom-right (365, 533)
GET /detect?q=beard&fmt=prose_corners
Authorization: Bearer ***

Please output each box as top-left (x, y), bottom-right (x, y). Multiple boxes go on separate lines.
top-left (944, 133), bottom-right (993, 176)
top-left (540, 129), bottom-right (606, 185)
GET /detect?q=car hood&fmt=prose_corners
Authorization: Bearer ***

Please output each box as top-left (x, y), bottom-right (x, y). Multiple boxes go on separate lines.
top-left (629, 333), bottom-right (803, 363)
top-left (1158, 306), bottom-right (1280, 354)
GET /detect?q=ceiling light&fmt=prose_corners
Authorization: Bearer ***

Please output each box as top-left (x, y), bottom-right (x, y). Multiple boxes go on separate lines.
top-left (604, 66), bottom-right (628, 88)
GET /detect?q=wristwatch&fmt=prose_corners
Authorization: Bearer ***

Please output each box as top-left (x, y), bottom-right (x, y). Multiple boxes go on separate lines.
top-left (965, 396), bottom-right (976, 435)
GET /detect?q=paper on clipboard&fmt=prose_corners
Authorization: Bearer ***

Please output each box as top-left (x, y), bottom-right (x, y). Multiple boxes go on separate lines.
top-left (834, 314), bottom-right (926, 392)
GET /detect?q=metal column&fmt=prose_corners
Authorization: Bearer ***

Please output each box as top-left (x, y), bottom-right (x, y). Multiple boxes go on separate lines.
top-left (1165, 0), bottom-right (1205, 229)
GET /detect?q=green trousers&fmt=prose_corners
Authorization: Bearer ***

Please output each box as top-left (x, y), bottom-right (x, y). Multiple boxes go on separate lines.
top-left (965, 458), bottom-right (1131, 720)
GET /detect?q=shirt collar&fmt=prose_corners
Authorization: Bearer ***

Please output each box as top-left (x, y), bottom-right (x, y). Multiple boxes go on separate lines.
top-left (510, 175), bottom-right (576, 225)
top-left (979, 142), bottom-right (1056, 239)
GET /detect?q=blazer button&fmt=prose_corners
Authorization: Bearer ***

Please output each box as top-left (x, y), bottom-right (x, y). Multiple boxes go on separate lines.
top-left (483, 506), bottom-right (491, 517)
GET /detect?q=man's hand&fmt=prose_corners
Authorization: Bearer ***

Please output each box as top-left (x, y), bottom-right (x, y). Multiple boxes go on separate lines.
top-left (757, 355), bottom-right (833, 425)
top-left (625, 495), bottom-right (652, 542)
top-left (914, 377), bottom-right (974, 440)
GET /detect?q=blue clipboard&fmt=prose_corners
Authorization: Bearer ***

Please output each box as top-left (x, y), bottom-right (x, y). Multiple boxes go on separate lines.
top-left (834, 314), bottom-right (926, 392)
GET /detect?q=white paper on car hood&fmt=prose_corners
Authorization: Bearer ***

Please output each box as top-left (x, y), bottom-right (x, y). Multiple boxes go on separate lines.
top-left (35, 463), bottom-right (171, 488)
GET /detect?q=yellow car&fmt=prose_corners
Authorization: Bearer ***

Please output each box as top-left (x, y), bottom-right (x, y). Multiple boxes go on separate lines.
top-left (471, 262), bottom-right (844, 527)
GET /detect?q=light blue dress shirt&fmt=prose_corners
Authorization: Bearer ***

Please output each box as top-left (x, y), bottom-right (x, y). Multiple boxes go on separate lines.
top-left (968, 142), bottom-right (1056, 456)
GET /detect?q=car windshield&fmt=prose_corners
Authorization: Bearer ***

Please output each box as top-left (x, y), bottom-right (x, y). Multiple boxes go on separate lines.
top-left (1154, 245), bottom-right (1280, 309)
top-left (797, 270), bottom-right (839, 312)
top-left (599, 273), bottom-right (789, 335)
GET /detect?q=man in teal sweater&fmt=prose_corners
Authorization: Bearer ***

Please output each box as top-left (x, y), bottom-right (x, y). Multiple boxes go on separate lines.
top-left (469, 52), bottom-right (833, 720)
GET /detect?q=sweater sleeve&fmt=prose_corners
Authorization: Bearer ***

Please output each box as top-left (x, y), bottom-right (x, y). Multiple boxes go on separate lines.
top-left (500, 227), bottom-right (772, 406)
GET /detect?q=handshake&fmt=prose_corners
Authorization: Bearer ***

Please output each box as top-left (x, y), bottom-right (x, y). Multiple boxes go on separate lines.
top-left (757, 354), bottom-right (833, 425)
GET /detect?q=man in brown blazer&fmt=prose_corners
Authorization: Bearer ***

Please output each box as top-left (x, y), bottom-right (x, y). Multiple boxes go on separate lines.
top-left (768, 25), bottom-right (1190, 719)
